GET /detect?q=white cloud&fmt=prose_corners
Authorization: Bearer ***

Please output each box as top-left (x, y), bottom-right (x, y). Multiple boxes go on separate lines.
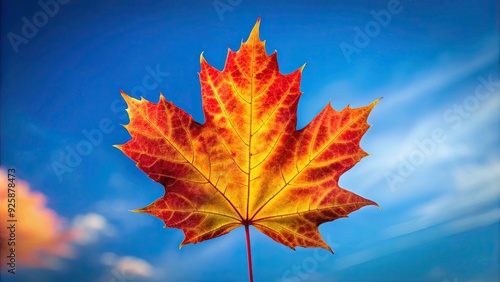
top-left (313, 36), bottom-right (498, 117)
top-left (349, 80), bottom-right (500, 198)
top-left (336, 121), bottom-right (500, 271)
top-left (374, 39), bottom-right (498, 111)
top-left (333, 248), bottom-right (379, 271)
top-left (153, 228), bottom-right (241, 281)
top-left (100, 252), bottom-right (155, 279)
top-left (319, 38), bottom-right (500, 272)
top-left (378, 92), bottom-right (500, 236)
top-left (71, 213), bottom-right (115, 244)
top-left (454, 159), bottom-right (500, 191)
top-left (383, 158), bottom-right (500, 238)
top-left (444, 208), bottom-right (500, 235)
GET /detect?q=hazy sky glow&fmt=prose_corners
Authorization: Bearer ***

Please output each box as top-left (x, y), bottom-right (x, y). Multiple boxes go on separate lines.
top-left (1, 1), bottom-right (499, 281)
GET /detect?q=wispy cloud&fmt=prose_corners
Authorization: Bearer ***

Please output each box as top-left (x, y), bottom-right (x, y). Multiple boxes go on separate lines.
top-left (444, 207), bottom-right (500, 235)
top-left (350, 65), bottom-right (500, 195)
top-left (383, 158), bottom-right (500, 238)
top-left (153, 229), bottom-right (242, 281)
top-left (324, 37), bottom-right (500, 272)
top-left (379, 88), bottom-right (500, 237)
top-left (375, 38), bottom-right (498, 111)
top-left (336, 92), bottom-right (500, 271)
top-left (100, 252), bottom-right (156, 280)
top-left (71, 213), bottom-right (115, 244)
top-left (312, 36), bottom-right (498, 115)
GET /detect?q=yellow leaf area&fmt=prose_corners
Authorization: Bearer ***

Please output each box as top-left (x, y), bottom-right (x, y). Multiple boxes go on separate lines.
top-left (116, 19), bottom-right (379, 251)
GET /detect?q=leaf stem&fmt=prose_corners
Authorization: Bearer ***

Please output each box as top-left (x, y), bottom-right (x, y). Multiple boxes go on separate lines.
top-left (245, 224), bottom-right (254, 282)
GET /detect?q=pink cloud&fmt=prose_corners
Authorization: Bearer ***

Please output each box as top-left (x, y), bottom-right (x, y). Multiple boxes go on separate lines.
top-left (0, 168), bottom-right (76, 269)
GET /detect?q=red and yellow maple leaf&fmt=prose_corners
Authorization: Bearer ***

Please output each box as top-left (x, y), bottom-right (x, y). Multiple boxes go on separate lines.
top-left (116, 19), bottom-right (378, 255)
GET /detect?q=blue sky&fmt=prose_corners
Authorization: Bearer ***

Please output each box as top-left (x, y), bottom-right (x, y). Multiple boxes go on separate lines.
top-left (1, 0), bottom-right (499, 281)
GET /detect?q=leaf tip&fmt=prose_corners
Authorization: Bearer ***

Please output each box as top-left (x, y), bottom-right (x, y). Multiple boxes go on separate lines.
top-left (179, 240), bottom-right (189, 250)
top-left (325, 100), bottom-right (334, 111)
top-left (372, 97), bottom-right (383, 107)
top-left (120, 90), bottom-right (138, 106)
top-left (130, 208), bottom-right (146, 213)
top-left (158, 92), bottom-right (166, 102)
top-left (300, 63), bottom-right (307, 72)
top-left (255, 16), bottom-right (261, 29)
top-left (247, 17), bottom-right (261, 43)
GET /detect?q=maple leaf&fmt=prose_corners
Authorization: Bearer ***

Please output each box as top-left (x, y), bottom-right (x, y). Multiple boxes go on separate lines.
top-left (116, 19), bottom-right (378, 255)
